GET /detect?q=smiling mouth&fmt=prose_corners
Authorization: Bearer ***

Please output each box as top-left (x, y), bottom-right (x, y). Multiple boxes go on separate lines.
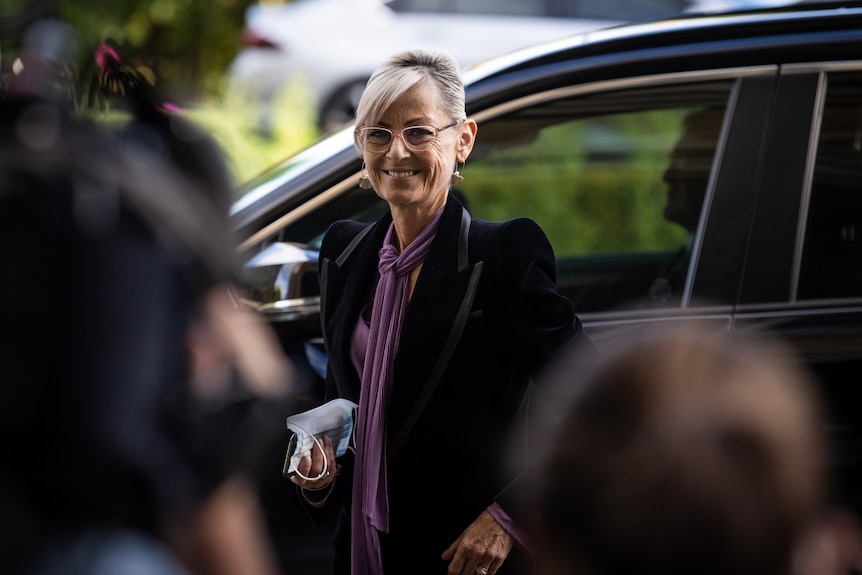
top-left (386, 170), bottom-right (418, 178)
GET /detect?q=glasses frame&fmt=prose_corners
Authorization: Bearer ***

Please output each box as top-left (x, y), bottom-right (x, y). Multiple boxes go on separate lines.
top-left (355, 120), bottom-right (462, 153)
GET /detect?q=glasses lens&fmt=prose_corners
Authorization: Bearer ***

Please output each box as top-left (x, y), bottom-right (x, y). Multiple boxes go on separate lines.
top-left (402, 126), bottom-right (436, 150)
top-left (362, 128), bottom-right (392, 151)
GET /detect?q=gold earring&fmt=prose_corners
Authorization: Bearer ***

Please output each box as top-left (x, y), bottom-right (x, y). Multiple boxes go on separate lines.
top-left (358, 163), bottom-right (372, 190)
top-left (451, 162), bottom-right (464, 186)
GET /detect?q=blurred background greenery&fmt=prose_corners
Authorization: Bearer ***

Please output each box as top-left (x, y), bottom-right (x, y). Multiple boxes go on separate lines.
top-left (0, 0), bottom-right (319, 185)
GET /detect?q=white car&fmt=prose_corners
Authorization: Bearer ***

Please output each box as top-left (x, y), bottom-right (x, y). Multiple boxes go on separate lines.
top-left (226, 0), bottom-right (639, 132)
top-left (228, 0), bottom-right (804, 133)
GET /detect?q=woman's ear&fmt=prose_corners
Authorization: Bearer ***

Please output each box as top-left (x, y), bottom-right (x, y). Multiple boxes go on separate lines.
top-left (457, 118), bottom-right (478, 162)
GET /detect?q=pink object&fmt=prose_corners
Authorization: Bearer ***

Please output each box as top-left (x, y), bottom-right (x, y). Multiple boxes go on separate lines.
top-left (159, 102), bottom-right (184, 114)
top-left (94, 45), bottom-right (121, 70)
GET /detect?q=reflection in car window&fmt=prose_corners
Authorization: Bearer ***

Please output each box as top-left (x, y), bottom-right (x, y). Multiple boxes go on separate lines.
top-left (798, 72), bottom-right (862, 301)
top-left (465, 81), bottom-right (733, 312)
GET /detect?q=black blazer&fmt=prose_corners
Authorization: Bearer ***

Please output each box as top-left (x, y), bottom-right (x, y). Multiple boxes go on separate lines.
top-left (310, 193), bottom-right (582, 572)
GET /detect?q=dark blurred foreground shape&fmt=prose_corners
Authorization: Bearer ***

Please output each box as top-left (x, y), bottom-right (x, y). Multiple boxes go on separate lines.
top-left (0, 18), bottom-right (297, 575)
top-left (528, 324), bottom-right (862, 575)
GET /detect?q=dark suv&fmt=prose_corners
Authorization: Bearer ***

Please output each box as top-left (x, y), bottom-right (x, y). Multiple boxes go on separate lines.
top-left (231, 0), bottom-right (862, 566)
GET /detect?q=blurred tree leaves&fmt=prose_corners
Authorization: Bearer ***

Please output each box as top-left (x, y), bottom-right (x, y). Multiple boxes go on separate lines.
top-left (1, 0), bottom-right (319, 187)
top-left (2, 0), bottom-right (254, 101)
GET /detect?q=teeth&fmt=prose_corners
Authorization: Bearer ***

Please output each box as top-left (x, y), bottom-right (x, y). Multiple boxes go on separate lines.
top-left (388, 171), bottom-right (415, 178)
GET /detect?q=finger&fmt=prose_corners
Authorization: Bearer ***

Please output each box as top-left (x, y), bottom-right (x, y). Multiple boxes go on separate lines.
top-left (479, 543), bottom-right (505, 575)
top-left (298, 454), bottom-right (312, 476)
top-left (444, 542), bottom-right (469, 575)
top-left (481, 541), bottom-right (509, 575)
top-left (445, 552), bottom-right (467, 575)
top-left (289, 454), bottom-right (313, 486)
top-left (321, 435), bottom-right (334, 462)
top-left (306, 437), bottom-right (336, 484)
top-left (319, 436), bottom-right (338, 475)
top-left (441, 538), bottom-right (458, 561)
top-left (310, 445), bottom-right (326, 478)
top-left (454, 540), bottom-right (493, 575)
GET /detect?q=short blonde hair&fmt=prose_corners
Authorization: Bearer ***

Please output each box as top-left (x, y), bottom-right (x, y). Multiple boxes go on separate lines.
top-left (354, 50), bottom-right (466, 151)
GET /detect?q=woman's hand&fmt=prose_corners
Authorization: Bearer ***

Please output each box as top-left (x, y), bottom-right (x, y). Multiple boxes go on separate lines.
top-left (288, 435), bottom-right (337, 491)
top-left (441, 510), bottom-right (514, 575)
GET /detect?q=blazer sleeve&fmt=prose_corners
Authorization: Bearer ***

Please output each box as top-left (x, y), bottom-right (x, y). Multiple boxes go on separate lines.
top-left (495, 217), bottom-right (578, 367)
top-left (490, 218), bottom-right (591, 525)
top-left (294, 220), bottom-right (367, 524)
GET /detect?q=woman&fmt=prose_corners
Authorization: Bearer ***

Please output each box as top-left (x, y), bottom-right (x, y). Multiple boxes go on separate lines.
top-left (289, 49), bottom-right (585, 575)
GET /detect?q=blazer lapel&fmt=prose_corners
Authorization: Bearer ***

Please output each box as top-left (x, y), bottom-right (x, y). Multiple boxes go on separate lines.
top-left (388, 200), bottom-right (483, 456)
top-left (320, 218), bottom-right (388, 401)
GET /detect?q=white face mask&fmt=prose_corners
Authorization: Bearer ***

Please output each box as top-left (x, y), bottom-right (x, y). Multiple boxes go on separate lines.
top-left (283, 398), bottom-right (358, 481)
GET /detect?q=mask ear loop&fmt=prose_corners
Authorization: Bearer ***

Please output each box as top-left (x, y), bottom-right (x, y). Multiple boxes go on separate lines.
top-left (288, 422), bottom-right (329, 482)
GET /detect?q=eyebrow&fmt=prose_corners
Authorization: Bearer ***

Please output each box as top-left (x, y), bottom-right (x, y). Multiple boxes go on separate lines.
top-left (378, 117), bottom-right (436, 128)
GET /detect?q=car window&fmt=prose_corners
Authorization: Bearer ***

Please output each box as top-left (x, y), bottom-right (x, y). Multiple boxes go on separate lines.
top-left (797, 72), bottom-right (862, 301)
top-left (464, 80), bottom-right (734, 313)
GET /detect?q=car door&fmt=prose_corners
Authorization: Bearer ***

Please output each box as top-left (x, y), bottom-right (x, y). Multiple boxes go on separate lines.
top-left (735, 66), bottom-right (862, 511)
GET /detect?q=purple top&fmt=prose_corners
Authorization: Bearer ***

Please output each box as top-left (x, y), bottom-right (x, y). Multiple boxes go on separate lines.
top-left (350, 305), bottom-right (370, 376)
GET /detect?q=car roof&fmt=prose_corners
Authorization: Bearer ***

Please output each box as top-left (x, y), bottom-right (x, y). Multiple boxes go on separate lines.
top-left (229, 0), bottom-right (862, 238)
top-left (464, 0), bottom-right (862, 86)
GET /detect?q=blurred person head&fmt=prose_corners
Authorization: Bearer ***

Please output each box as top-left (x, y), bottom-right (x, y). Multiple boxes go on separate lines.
top-left (0, 25), bottom-right (292, 571)
top-left (662, 108), bottom-right (724, 233)
top-left (531, 326), bottom-right (827, 575)
top-left (352, 49), bottom-right (477, 215)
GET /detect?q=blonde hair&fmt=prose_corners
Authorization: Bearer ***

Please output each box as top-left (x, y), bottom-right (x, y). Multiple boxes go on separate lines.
top-left (354, 50), bottom-right (466, 152)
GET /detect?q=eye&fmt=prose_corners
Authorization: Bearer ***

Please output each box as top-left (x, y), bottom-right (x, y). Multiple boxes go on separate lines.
top-left (365, 128), bottom-right (391, 143)
top-left (404, 126), bottom-right (435, 140)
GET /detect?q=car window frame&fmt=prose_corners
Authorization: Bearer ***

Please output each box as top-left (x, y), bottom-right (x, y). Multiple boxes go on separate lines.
top-left (738, 61), bottom-right (862, 311)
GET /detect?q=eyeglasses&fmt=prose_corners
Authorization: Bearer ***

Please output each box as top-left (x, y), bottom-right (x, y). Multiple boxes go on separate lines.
top-left (355, 120), bottom-right (461, 153)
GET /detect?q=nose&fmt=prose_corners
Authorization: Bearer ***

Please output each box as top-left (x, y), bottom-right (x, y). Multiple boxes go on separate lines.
top-left (386, 131), bottom-right (411, 158)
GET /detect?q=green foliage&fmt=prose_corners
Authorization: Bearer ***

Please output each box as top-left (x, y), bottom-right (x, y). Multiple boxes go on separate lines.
top-left (188, 78), bottom-right (319, 187)
top-left (57, 0), bottom-right (253, 101)
top-left (1, 1), bottom-right (320, 186)
top-left (467, 108), bottom-right (688, 256)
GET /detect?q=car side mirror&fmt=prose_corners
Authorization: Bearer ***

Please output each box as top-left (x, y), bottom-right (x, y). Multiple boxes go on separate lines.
top-left (239, 242), bottom-right (321, 322)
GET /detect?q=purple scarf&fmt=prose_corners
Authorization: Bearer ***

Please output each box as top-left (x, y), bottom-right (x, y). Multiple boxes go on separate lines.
top-left (351, 210), bottom-right (443, 574)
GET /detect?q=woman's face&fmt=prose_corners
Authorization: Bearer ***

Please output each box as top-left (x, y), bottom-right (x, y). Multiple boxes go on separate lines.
top-left (362, 81), bottom-right (472, 215)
